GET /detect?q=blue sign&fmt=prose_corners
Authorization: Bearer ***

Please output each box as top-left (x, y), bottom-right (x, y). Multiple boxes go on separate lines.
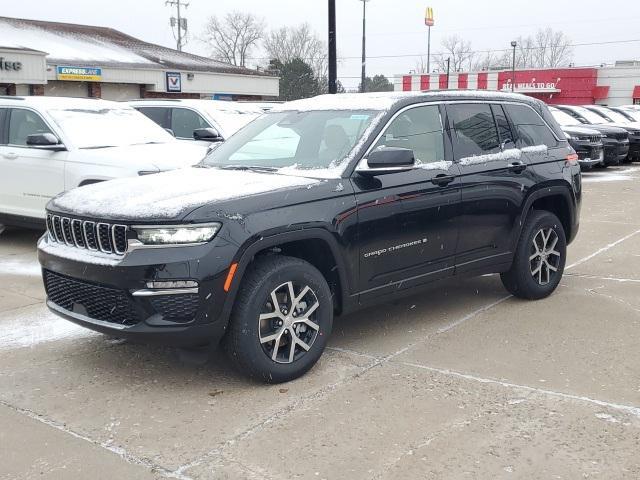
top-left (56, 66), bottom-right (102, 81)
top-left (166, 72), bottom-right (182, 92)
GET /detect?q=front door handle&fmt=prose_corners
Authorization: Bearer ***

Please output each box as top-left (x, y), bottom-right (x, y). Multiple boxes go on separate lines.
top-left (431, 174), bottom-right (455, 187)
top-left (2, 152), bottom-right (18, 160)
top-left (508, 161), bottom-right (527, 173)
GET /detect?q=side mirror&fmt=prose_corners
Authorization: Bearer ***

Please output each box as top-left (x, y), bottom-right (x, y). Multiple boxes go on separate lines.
top-left (356, 147), bottom-right (415, 176)
top-left (26, 133), bottom-right (66, 151)
top-left (194, 128), bottom-right (224, 143)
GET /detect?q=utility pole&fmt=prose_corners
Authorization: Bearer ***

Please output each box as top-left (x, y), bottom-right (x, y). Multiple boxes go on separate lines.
top-left (360, 0), bottom-right (370, 93)
top-left (511, 41), bottom-right (517, 92)
top-left (166, 0), bottom-right (189, 51)
top-left (328, 0), bottom-right (337, 94)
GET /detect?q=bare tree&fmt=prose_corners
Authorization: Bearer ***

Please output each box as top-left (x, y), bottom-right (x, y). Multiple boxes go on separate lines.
top-left (532, 28), bottom-right (573, 67)
top-left (436, 35), bottom-right (474, 72)
top-left (202, 11), bottom-right (265, 67)
top-left (263, 23), bottom-right (328, 79)
top-left (414, 56), bottom-right (429, 74)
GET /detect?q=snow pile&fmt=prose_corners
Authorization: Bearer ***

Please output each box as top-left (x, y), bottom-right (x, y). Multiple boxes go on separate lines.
top-left (51, 167), bottom-right (319, 220)
top-left (521, 145), bottom-right (548, 154)
top-left (0, 255), bottom-right (41, 277)
top-left (416, 160), bottom-right (453, 171)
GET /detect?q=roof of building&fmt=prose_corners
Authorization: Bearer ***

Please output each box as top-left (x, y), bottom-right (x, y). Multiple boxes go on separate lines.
top-left (0, 16), bottom-right (269, 77)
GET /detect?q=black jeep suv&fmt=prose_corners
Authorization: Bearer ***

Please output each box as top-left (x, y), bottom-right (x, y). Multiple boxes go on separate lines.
top-left (38, 91), bottom-right (581, 383)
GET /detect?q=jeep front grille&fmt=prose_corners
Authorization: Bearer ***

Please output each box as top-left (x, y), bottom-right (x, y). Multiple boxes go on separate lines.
top-left (46, 214), bottom-right (128, 255)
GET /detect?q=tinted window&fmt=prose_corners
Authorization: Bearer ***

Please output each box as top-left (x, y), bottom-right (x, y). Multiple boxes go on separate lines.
top-left (8, 109), bottom-right (53, 146)
top-left (136, 107), bottom-right (170, 130)
top-left (171, 108), bottom-right (211, 139)
top-left (0, 108), bottom-right (6, 144)
top-left (448, 104), bottom-right (500, 159)
top-left (372, 105), bottom-right (444, 164)
top-left (491, 105), bottom-right (515, 147)
top-left (505, 104), bottom-right (558, 148)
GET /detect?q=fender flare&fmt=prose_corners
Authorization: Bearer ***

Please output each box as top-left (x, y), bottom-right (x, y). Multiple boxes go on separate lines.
top-left (219, 228), bottom-right (353, 324)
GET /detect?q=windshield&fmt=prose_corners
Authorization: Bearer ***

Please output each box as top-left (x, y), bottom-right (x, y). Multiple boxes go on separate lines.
top-left (48, 107), bottom-right (174, 149)
top-left (569, 106), bottom-right (609, 124)
top-left (550, 108), bottom-right (582, 126)
top-left (620, 109), bottom-right (640, 122)
top-left (593, 108), bottom-right (630, 124)
top-left (202, 110), bottom-right (379, 175)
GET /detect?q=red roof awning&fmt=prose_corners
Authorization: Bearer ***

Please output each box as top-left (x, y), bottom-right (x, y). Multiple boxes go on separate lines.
top-left (633, 86), bottom-right (640, 99)
top-left (593, 86), bottom-right (610, 100)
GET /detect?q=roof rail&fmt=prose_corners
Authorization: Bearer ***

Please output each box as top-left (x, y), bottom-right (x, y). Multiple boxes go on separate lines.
top-left (0, 96), bottom-right (26, 101)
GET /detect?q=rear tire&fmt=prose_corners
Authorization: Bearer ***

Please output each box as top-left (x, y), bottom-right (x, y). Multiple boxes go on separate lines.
top-left (224, 255), bottom-right (333, 383)
top-left (501, 210), bottom-right (566, 300)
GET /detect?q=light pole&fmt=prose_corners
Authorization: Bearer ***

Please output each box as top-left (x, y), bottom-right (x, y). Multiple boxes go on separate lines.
top-left (360, 0), bottom-right (370, 93)
top-left (511, 40), bottom-right (517, 93)
top-left (425, 7), bottom-right (434, 73)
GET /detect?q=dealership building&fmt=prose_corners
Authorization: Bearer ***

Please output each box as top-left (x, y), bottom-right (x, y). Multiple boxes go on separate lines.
top-left (395, 63), bottom-right (640, 106)
top-left (0, 16), bottom-right (278, 100)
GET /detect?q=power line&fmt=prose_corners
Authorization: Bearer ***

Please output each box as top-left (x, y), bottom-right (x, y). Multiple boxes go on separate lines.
top-left (166, 0), bottom-right (189, 51)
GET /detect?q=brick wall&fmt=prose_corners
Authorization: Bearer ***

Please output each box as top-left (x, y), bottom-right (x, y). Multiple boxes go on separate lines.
top-left (87, 82), bottom-right (102, 98)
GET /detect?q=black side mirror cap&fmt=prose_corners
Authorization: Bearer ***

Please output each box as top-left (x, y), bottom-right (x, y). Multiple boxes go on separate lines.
top-left (26, 133), bottom-right (66, 151)
top-left (194, 128), bottom-right (224, 142)
top-left (356, 147), bottom-right (416, 176)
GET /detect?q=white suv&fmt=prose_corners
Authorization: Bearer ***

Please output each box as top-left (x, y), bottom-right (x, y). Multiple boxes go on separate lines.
top-left (0, 96), bottom-right (209, 229)
top-left (128, 99), bottom-right (263, 145)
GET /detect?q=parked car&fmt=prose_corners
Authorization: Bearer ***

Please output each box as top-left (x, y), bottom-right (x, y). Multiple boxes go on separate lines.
top-left (0, 96), bottom-right (209, 230)
top-left (548, 107), bottom-right (604, 170)
top-left (129, 99), bottom-right (263, 145)
top-left (554, 105), bottom-right (630, 165)
top-left (581, 105), bottom-right (640, 161)
top-left (609, 106), bottom-right (640, 122)
top-left (39, 91), bottom-right (581, 382)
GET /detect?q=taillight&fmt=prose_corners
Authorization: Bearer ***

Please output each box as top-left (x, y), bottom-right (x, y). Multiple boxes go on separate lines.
top-left (565, 153), bottom-right (579, 167)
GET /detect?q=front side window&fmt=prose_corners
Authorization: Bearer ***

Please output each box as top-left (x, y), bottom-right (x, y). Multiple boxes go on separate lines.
top-left (569, 106), bottom-right (607, 124)
top-left (8, 109), bottom-right (53, 146)
top-left (448, 103), bottom-right (500, 160)
top-left (171, 108), bottom-right (211, 139)
top-left (371, 105), bottom-right (444, 165)
top-left (136, 107), bottom-right (171, 130)
top-left (203, 110), bottom-right (379, 174)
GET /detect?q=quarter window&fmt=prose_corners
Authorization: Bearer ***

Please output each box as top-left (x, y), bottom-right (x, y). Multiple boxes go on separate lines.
top-left (8, 109), bottom-right (53, 146)
top-left (171, 108), bottom-right (211, 139)
top-left (448, 104), bottom-right (500, 160)
top-left (492, 105), bottom-right (515, 147)
top-left (504, 104), bottom-right (558, 148)
top-left (372, 105), bottom-right (444, 164)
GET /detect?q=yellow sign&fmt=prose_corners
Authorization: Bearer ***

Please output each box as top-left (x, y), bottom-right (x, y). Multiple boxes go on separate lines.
top-left (425, 7), bottom-right (435, 27)
top-left (56, 66), bottom-right (102, 82)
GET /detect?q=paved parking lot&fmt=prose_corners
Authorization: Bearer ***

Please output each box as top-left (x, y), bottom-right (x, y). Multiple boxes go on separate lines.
top-left (1, 165), bottom-right (639, 480)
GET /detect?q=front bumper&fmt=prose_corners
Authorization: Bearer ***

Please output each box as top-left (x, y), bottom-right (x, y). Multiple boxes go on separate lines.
top-left (603, 139), bottom-right (628, 165)
top-left (574, 142), bottom-right (604, 169)
top-left (38, 235), bottom-right (235, 348)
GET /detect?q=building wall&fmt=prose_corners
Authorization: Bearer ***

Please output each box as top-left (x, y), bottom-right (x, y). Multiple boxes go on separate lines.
top-left (0, 48), bottom-right (47, 85)
top-left (43, 80), bottom-right (88, 97)
top-left (595, 67), bottom-right (639, 106)
top-left (100, 83), bottom-right (141, 101)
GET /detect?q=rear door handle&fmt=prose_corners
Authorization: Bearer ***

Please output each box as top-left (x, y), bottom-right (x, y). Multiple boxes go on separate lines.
top-left (2, 152), bottom-right (18, 160)
top-left (431, 174), bottom-right (455, 187)
top-left (508, 161), bottom-right (527, 173)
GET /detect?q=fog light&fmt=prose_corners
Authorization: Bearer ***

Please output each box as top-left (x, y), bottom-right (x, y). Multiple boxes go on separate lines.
top-left (146, 280), bottom-right (198, 289)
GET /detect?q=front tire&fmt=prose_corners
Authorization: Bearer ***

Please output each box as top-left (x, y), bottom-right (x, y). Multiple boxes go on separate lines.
top-left (501, 210), bottom-right (567, 300)
top-left (224, 255), bottom-right (333, 383)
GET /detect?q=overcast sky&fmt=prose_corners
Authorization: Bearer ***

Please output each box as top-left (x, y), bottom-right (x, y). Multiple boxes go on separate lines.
top-left (4, 0), bottom-right (640, 90)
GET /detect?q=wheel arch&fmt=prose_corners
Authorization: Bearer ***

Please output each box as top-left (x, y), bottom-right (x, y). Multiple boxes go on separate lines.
top-left (220, 229), bottom-right (353, 323)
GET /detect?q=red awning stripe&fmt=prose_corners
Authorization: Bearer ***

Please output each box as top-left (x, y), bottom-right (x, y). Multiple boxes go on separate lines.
top-left (633, 86), bottom-right (640, 99)
top-left (593, 85), bottom-right (610, 100)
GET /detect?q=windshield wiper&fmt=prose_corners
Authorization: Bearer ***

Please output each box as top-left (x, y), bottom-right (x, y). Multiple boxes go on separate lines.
top-left (80, 145), bottom-right (118, 150)
top-left (220, 165), bottom-right (279, 172)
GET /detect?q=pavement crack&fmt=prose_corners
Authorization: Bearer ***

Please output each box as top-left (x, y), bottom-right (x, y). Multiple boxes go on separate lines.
top-left (0, 398), bottom-right (192, 480)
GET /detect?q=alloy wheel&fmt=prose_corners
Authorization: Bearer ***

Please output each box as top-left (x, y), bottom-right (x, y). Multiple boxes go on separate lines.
top-left (529, 227), bottom-right (561, 286)
top-left (258, 281), bottom-right (320, 364)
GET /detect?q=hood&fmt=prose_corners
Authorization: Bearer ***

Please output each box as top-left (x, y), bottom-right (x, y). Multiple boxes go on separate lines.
top-left (561, 125), bottom-right (602, 137)
top-left (579, 124), bottom-right (628, 136)
top-left (79, 142), bottom-right (209, 171)
top-left (49, 167), bottom-right (320, 221)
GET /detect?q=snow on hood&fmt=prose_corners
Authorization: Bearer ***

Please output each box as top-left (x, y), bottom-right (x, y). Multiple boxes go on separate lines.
top-left (50, 167), bottom-right (320, 220)
top-left (81, 142), bottom-right (208, 171)
top-left (560, 125), bottom-right (602, 136)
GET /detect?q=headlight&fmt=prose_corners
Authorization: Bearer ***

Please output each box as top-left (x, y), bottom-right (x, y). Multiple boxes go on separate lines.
top-left (134, 223), bottom-right (221, 245)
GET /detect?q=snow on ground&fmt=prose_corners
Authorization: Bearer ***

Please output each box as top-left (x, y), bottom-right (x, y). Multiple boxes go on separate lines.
top-left (0, 255), bottom-right (41, 277)
top-left (0, 305), bottom-right (96, 350)
top-left (582, 168), bottom-right (635, 183)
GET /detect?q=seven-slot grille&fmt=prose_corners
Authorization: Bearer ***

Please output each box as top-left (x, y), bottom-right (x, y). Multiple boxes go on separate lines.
top-left (46, 214), bottom-right (128, 255)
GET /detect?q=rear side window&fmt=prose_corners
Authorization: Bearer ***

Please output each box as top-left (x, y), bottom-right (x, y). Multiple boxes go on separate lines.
top-left (504, 104), bottom-right (558, 148)
top-left (8, 109), bottom-right (53, 146)
top-left (136, 107), bottom-right (171, 130)
top-left (171, 108), bottom-right (211, 139)
top-left (448, 103), bottom-right (500, 159)
top-left (372, 105), bottom-right (444, 164)
top-left (0, 108), bottom-right (7, 144)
